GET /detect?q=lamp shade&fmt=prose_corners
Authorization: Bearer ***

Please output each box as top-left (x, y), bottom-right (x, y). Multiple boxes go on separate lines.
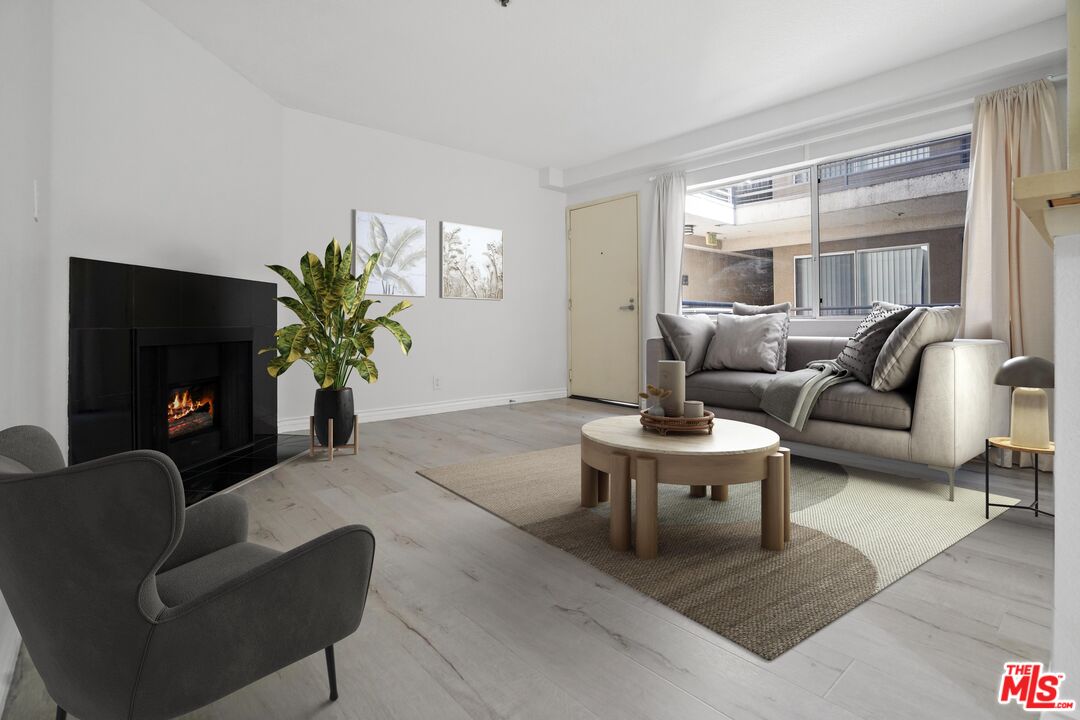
top-left (994, 356), bottom-right (1054, 389)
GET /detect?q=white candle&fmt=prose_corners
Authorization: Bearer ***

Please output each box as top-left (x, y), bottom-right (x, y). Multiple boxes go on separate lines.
top-left (684, 401), bottom-right (704, 418)
top-left (656, 360), bottom-right (686, 417)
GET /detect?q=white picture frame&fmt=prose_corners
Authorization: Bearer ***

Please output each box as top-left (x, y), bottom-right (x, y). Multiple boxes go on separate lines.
top-left (440, 221), bottom-right (503, 300)
top-left (353, 210), bottom-right (427, 297)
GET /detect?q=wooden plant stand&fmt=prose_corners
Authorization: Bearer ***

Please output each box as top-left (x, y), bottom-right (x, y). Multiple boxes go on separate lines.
top-left (309, 415), bottom-right (359, 462)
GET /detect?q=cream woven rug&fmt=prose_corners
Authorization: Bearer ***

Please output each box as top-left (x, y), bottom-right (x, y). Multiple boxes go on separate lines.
top-left (419, 445), bottom-right (1017, 659)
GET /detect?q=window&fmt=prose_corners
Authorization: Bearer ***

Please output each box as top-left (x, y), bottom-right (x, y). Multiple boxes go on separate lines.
top-left (683, 168), bottom-right (811, 316)
top-left (795, 244), bottom-right (929, 317)
top-left (683, 133), bottom-right (969, 318)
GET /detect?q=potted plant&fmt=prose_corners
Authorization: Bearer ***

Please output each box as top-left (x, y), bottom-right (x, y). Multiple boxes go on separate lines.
top-left (262, 239), bottom-right (412, 447)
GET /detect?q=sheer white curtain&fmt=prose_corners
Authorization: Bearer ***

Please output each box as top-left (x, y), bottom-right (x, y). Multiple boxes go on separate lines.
top-left (961, 79), bottom-right (1061, 357)
top-left (645, 172), bottom-right (686, 339)
top-left (961, 79), bottom-right (1061, 470)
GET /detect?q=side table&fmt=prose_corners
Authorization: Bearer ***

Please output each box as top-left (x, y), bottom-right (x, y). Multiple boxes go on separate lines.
top-left (985, 436), bottom-right (1055, 519)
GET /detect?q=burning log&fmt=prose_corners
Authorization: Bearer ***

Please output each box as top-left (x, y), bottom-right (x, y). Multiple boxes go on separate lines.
top-left (167, 387), bottom-right (215, 439)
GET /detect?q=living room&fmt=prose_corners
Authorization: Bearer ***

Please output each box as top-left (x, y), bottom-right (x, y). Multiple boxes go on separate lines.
top-left (1, 1), bottom-right (1077, 718)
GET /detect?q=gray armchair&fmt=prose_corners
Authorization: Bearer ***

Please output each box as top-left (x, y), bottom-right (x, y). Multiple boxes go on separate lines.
top-left (0, 425), bottom-right (375, 720)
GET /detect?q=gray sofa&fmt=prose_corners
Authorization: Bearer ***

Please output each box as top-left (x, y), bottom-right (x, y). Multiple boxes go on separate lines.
top-left (647, 335), bottom-right (1009, 499)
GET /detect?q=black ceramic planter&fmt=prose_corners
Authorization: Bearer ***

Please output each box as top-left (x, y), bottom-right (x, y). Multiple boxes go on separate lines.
top-left (314, 387), bottom-right (354, 447)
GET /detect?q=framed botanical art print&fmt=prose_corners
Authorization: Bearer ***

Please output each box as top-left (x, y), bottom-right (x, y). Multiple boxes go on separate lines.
top-left (353, 210), bottom-right (427, 297)
top-left (440, 221), bottom-right (503, 300)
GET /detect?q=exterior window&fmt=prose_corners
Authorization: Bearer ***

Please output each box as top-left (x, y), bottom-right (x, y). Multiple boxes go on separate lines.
top-left (684, 133), bottom-right (969, 318)
top-left (683, 169), bottom-right (810, 316)
top-left (795, 244), bottom-right (929, 317)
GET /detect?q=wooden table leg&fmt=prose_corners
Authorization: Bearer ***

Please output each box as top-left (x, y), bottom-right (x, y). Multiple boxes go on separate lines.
top-left (710, 485), bottom-right (729, 501)
top-left (580, 461), bottom-right (599, 507)
top-left (762, 453), bottom-right (785, 551)
top-left (635, 457), bottom-right (659, 559)
top-left (689, 485), bottom-right (706, 498)
top-left (780, 447), bottom-right (791, 542)
top-left (609, 455), bottom-right (631, 551)
top-left (597, 472), bottom-right (610, 503)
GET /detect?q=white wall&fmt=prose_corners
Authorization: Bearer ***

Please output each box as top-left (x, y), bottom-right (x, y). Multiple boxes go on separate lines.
top-left (1, 0), bottom-right (53, 430)
top-left (44, 0), bottom-right (284, 442)
top-left (1053, 233), bottom-right (1079, 705)
top-left (0, 0), bottom-right (54, 707)
top-left (278, 109), bottom-right (567, 427)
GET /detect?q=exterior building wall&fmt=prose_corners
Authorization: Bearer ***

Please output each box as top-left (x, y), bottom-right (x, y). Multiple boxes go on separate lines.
top-left (771, 226), bottom-right (964, 309)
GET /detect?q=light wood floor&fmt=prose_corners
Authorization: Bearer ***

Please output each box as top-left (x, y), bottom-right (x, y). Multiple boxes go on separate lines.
top-left (4, 399), bottom-right (1055, 719)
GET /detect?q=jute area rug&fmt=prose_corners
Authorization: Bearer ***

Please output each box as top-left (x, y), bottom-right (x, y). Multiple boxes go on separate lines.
top-left (419, 445), bottom-right (1017, 659)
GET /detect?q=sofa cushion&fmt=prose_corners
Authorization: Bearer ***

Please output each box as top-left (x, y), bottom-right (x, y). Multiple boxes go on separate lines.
top-left (872, 306), bottom-right (962, 391)
top-left (733, 302), bottom-right (791, 370)
top-left (812, 381), bottom-right (913, 430)
top-left (835, 301), bottom-right (915, 385)
top-left (686, 370), bottom-right (780, 411)
top-left (0, 456), bottom-right (32, 475)
top-left (704, 313), bottom-right (786, 373)
top-left (656, 313), bottom-right (714, 375)
top-left (785, 336), bottom-right (849, 371)
top-left (689, 369), bottom-right (913, 430)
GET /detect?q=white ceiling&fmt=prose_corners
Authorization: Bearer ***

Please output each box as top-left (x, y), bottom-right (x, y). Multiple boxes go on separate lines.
top-left (141, 0), bottom-right (1065, 171)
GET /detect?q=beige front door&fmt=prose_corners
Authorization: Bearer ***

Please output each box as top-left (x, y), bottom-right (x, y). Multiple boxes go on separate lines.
top-left (568, 194), bottom-right (640, 403)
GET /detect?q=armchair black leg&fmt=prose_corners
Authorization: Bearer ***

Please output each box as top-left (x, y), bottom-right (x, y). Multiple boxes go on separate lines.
top-left (56, 707), bottom-right (67, 720)
top-left (325, 645), bottom-right (339, 702)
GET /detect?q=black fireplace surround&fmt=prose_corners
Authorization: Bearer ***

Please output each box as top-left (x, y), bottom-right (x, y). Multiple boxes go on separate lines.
top-left (69, 258), bottom-right (283, 500)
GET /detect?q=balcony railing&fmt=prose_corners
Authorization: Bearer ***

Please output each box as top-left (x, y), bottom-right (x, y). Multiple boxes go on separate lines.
top-left (817, 134), bottom-right (970, 194)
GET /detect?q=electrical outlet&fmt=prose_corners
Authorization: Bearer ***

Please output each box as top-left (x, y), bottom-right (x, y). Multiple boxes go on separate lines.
top-left (432, 376), bottom-right (442, 390)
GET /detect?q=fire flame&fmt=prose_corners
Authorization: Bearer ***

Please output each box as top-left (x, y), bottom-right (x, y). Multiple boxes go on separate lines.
top-left (167, 388), bottom-right (214, 425)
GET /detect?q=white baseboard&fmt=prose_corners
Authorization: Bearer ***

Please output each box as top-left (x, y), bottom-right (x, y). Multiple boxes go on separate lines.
top-left (0, 598), bottom-right (20, 718)
top-left (278, 388), bottom-right (568, 432)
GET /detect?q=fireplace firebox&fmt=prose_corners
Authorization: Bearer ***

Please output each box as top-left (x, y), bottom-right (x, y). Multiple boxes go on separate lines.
top-left (134, 329), bottom-right (255, 470)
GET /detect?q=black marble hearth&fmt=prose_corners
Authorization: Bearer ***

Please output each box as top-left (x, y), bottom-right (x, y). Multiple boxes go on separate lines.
top-left (69, 258), bottom-right (289, 503)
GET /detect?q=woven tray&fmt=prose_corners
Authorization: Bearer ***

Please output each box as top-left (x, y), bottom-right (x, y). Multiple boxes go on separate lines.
top-left (639, 410), bottom-right (715, 436)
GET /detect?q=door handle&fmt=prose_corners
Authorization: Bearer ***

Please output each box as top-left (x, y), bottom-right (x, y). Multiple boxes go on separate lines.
top-left (619, 299), bottom-right (635, 311)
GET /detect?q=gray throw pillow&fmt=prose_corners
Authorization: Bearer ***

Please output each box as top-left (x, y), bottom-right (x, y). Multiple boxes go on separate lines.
top-left (733, 302), bottom-right (791, 370)
top-left (704, 313), bottom-right (786, 373)
top-left (656, 313), bottom-right (714, 375)
top-left (835, 301), bottom-right (915, 385)
top-left (0, 456), bottom-right (32, 475)
top-left (872, 305), bottom-right (962, 391)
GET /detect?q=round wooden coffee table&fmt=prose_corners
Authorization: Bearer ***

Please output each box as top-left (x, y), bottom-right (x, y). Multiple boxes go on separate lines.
top-left (580, 415), bottom-right (789, 559)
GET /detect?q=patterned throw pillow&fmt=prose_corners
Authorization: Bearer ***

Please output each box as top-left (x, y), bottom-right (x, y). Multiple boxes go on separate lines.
top-left (733, 302), bottom-right (791, 370)
top-left (835, 302), bottom-right (915, 385)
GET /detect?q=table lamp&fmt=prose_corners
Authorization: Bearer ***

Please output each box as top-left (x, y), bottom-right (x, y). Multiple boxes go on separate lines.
top-left (994, 356), bottom-right (1054, 449)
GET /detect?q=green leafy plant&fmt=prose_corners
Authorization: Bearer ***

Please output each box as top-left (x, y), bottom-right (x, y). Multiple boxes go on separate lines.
top-left (261, 239), bottom-right (413, 389)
